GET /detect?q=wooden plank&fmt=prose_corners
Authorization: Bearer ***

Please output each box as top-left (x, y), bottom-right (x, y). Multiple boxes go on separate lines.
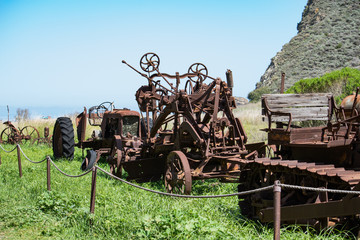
top-left (262, 93), bottom-right (333, 122)
top-left (263, 93), bottom-right (332, 100)
top-left (270, 106), bottom-right (329, 115)
top-left (272, 117), bottom-right (328, 122)
top-left (270, 107), bottom-right (329, 122)
top-left (266, 99), bottom-right (329, 108)
top-left (263, 93), bottom-right (332, 108)
top-left (268, 102), bottom-right (329, 108)
top-left (264, 95), bottom-right (330, 102)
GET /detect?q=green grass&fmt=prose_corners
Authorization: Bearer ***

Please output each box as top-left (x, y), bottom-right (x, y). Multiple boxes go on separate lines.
top-left (0, 105), bottom-right (357, 239)
top-left (0, 144), bottom-right (355, 239)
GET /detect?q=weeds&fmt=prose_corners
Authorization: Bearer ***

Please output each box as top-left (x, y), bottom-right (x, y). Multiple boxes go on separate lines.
top-left (0, 103), bottom-right (356, 239)
top-left (0, 144), bottom-right (354, 239)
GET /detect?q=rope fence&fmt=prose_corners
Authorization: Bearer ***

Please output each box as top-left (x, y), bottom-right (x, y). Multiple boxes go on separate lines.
top-left (0, 144), bottom-right (17, 153)
top-left (1, 143), bottom-right (360, 240)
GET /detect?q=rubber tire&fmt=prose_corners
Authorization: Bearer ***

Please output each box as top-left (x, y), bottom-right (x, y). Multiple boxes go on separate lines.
top-left (52, 117), bottom-right (75, 159)
top-left (81, 149), bottom-right (97, 171)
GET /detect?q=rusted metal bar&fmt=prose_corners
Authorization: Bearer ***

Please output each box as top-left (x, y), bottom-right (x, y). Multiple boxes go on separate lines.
top-left (280, 72), bottom-right (285, 94)
top-left (273, 180), bottom-right (281, 240)
top-left (47, 157), bottom-right (51, 191)
top-left (226, 69), bottom-right (233, 94)
top-left (90, 166), bottom-right (98, 214)
top-left (16, 145), bottom-right (22, 177)
top-left (261, 197), bottom-right (360, 222)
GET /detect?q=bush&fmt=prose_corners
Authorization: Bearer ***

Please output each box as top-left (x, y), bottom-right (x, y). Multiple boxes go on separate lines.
top-left (247, 86), bottom-right (271, 102)
top-left (286, 67), bottom-right (360, 104)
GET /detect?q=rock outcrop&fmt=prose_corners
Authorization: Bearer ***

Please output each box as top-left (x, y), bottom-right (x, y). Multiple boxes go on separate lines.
top-left (253, 0), bottom-right (360, 94)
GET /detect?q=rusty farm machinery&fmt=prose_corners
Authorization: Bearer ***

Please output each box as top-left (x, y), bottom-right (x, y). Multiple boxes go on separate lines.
top-left (51, 52), bottom-right (360, 229)
top-left (0, 121), bottom-right (43, 145)
top-left (52, 52), bottom-right (265, 194)
top-left (0, 106), bottom-right (52, 146)
top-left (237, 90), bottom-right (360, 228)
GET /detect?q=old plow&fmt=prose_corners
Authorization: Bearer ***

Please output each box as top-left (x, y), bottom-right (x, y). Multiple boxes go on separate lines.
top-left (0, 121), bottom-right (40, 145)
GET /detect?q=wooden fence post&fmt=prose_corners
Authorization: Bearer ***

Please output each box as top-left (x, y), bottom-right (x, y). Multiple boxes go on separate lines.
top-left (17, 145), bottom-right (22, 178)
top-left (273, 180), bottom-right (281, 240)
top-left (90, 167), bottom-right (98, 214)
top-left (47, 157), bottom-right (51, 191)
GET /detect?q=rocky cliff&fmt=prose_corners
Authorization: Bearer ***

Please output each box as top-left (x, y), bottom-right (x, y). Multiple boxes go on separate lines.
top-left (252, 0), bottom-right (360, 95)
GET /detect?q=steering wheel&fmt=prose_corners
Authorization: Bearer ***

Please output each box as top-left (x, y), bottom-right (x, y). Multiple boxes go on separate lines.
top-left (188, 63), bottom-right (208, 83)
top-left (140, 53), bottom-right (160, 73)
top-left (97, 102), bottom-right (115, 117)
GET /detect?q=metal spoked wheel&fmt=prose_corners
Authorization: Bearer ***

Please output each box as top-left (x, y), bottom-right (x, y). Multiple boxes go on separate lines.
top-left (165, 151), bottom-right (192, 195)
top-left (1, 127), bottom-right (18, 144)
top-left (20, 126), bottom-right (40, 145)
top-left (188, 63), bottom-right (208, 83)
top-left (140, 52), bottom-right (160, 73)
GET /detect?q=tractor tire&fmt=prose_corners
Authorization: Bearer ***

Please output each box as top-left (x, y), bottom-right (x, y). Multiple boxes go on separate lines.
top-left (52, 117), bottom-right (75, 159)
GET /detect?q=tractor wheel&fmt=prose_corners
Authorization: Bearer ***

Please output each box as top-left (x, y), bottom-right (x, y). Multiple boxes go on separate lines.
top-left (165, 151), bottom-right (192, 195)
top-left (52, 117), bottom-right (75, 159)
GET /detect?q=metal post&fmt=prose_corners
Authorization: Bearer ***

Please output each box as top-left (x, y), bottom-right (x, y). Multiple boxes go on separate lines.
top-left (90, 167), bottom-right (98, 214)
top-left (47, 157), bottom-right (51, 191)
top-left (16, 145), bottom-right (22, 178)
top-left (0, 153), bottom-right (2, 166)
top-left (273, 180), bottom-right (281, 240)
top-left (280, 72), bottom-right (285, 94)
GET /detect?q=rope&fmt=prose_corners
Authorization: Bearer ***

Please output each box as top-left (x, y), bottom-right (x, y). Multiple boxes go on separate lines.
top-left (48, 156), bottom-right (93, 178)
top-left (279, 183), bottom-right (360, 195)
top-left (18, 145), bottom-right (47, 164)
top-left (96, 166), bottom-right (274, 198)
top-left (0, 144), bottom-right (17, 153)
top-left (4, 144), bottom-right (360, 197)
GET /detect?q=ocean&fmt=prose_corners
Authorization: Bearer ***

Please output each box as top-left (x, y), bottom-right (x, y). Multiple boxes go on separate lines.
top-left (0, 105), bottom-right (83, 121)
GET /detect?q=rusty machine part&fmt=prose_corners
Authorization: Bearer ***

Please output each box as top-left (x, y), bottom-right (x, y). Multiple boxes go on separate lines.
top-left (237, 91), bottom-right (360, 229)
top-left (340, 88), bottom-right (360, 119)
top-left (67, 100), bottom-right (145, 173)
top-left (37, 127), bottom-right (53, 146)
top-left (119, 52), bottom-right (265, 194)
top-left (0, 121), bottom-right (40, 145)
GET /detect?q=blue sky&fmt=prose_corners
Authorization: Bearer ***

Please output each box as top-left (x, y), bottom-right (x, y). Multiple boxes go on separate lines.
top-left (0, 0), bottom-right (307, 111)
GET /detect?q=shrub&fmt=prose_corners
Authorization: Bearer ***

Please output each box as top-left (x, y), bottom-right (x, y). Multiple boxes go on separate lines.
top-left (286, 67), bottom-right (360, 103)
top-left (247, 86), bottom-right (271, 102)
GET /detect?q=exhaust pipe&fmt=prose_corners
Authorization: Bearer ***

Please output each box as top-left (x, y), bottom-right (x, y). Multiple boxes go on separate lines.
top-left (226, 69), bottom-right (234, 93)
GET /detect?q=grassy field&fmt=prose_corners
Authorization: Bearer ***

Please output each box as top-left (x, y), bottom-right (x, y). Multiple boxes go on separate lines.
top-left (0, 104), bottom-right (356, 239)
